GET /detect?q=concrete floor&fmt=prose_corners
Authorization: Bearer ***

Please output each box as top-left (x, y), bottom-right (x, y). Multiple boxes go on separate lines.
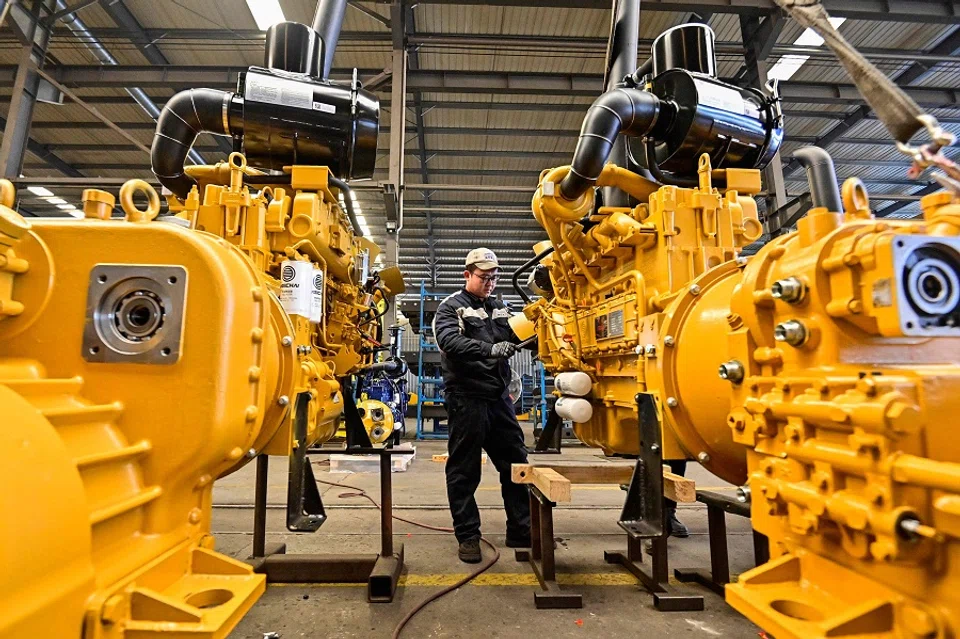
top-left (213, 427), bottom-right (761, 639)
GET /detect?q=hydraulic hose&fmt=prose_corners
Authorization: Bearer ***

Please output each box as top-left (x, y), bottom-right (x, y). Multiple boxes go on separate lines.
top-left (559, 87), bottom-right (664, 201)
top-left (328, 175), bottom-right (365, 238)
top-left (512, 246), bottom-right (556, 304)
top-left (793, 146), bottom-right (843, 213)
top-left (151, 88), bottom-right (234, 198)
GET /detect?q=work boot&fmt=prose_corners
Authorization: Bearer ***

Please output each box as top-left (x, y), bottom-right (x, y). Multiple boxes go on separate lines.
top-left (458, 537), bottom-right (482, 563)
top-left (667, 508), bottom-right (689, 538)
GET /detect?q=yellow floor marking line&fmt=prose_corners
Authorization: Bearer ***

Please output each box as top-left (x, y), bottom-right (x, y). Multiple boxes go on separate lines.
top-left (270, 573), bottom-right (640, 588)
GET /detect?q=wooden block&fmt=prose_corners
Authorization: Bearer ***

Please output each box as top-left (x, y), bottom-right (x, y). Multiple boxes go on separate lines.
top-left (530, 468), bottom-right (571, 502)
top-left (511, 462), bottom-right (695, 502)
top-left (663, 471), bottom-right (696, 503)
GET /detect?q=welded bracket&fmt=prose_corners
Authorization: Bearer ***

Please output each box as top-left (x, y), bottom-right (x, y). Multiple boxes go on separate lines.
top-left (287, 392), bottom-right (327, 532)
top-left (530, 401), bottom-right (562, 454)
top-left (342, 376), bottom-right (375, 449)
top-left (618, 392), bottom-right (664, 538)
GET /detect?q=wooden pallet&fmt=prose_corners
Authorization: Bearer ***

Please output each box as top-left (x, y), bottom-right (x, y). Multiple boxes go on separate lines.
top-left (511, 461), bottom-right (695, 503)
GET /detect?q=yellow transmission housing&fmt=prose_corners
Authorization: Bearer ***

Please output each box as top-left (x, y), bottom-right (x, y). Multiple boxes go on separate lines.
top-left (0, 156), bottom-right (395, 638)
top-left (526, 158), bottom-right (960, 638)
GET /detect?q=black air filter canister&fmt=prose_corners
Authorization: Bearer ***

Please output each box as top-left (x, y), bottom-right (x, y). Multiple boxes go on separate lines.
top-left (652, 24), bottom-right (717, 78)
top-left (230, 67), bottom-right (379, 179)
top-left (264, 22), bottom-right (323, 77)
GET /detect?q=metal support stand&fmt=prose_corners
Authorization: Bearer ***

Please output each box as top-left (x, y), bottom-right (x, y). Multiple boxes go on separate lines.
top-left (246, 383), bottom-right (405, 603)
top-left (603, 393), bottom-right (704, 612)
top-left (529, 403), bottom-right (562, 454)
top-left (674, 490), bottom-right (770, 596)
top-left (515, 486), bottom-right (583, 609)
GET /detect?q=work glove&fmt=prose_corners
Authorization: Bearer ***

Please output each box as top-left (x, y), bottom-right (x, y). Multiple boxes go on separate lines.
top-left (490, 341), bottom-right (517, 358)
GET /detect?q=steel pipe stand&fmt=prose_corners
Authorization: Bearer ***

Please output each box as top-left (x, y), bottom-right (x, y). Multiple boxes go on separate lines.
top-left (368, 543), bottom-right (405, 603)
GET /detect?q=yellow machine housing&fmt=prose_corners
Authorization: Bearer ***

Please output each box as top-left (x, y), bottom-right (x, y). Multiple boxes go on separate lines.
top-left (0, 156), bottom-right (397, 638)
top-left (526, 158), bottom-right (960, 638)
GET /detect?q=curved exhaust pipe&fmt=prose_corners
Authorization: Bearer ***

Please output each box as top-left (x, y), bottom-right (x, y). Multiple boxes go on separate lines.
top-left (793, 147), bottom-right (842, 213)
top-left (559, 88), bottom-right (665, 201)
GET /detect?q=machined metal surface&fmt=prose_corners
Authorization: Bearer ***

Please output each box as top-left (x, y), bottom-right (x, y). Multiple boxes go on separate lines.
top-left (82, 264), bottom-right (187, 365)
top-left (892, 235), bottom-right (960, 335)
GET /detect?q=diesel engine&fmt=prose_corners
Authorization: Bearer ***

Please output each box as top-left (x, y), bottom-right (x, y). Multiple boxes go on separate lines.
top-left (520, 23), bottom-right (960, 639)
top-left (0, 3), bottom-right (403, 637)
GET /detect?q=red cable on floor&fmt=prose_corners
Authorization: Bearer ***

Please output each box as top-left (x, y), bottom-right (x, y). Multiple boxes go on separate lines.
top-left (315, 477), bottom-right (501, 639)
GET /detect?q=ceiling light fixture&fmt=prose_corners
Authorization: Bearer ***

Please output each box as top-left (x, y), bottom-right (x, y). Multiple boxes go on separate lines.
top-left (27, 186), bottom-right (55, 197)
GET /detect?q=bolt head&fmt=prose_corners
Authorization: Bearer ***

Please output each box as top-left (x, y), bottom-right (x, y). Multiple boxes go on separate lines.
top-left (736, 257), bottom-right (748, 267)
top-left (698, 451), bottom-right (711, 464)
top-left (663, 335), bottom-right (675, 347)
top-left (247, 448), bottom-right (257, 458)
top-left (278, 395), bottom-right (290, 406)
top-left (281, 336), bottom-right (293, 347)
top-left (666, 396), bottom-right (678, 408)
top-left (689, 284), bottom-right (701, 296)
top-left (650, 444), bottom-right (660, 453)
top-left (774, 319), bottom-right (808, 346)
top-left (644, 344), bottom-right (657, 357)
top-left (771, 277), bottom-right (805, 304)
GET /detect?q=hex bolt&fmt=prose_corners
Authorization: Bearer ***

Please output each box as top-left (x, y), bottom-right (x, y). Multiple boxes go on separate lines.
top-left (736, 486), bottom-right (751, 504)
top-left (698, 451), bottom-right (711, 464)
top-left (278, 395), bottom-right (290, 406)
top-left (663, 335), bottom-right (675, 347)
top-left (650, 444), bottom-right (660, 453)
top-left (774, 319), bottom-right (809, 346)
top-left (771, 277), bottom-right (806, 304)
top-left (666, 396), bottom-right (678, 408)
top-left (247, 448), bottom-right (257, 458)
top-left (718, 359), bottom-right (746, 384)
top-left (736, 257), bottom-right (748, 267)
top-left (281, 336), bottom-right (293, 347)
top-left (644, 344), bottom-right (657, 358)
top-left (689, 284), bottom-right (701, 296)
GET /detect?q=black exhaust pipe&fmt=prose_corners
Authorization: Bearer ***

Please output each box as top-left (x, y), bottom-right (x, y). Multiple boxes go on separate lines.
top-left (151, 0), bottom-right (378, 201)
top-left (601, 0), bottom-right (640, 208)
top-left (312, 0), bottom-right (348, 80)
top-left (559, 88), bottom-right (667, 201)
top-left (793, 147), bottom-right (842, 213)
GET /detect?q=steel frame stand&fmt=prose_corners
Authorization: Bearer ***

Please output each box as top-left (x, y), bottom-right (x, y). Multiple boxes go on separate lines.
top-left (515, 486), bottom-right (583, 609)
top-left (246, 384), bottom-right (405, 603)
top-left (528, 402), bottom-right (562, 454)
top-left (674, 490), bottom-right (770, 596)
top-left (603, 393), bottom-right (703, 612)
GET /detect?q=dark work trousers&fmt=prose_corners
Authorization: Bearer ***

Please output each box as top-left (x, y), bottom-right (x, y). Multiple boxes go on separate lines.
top-left (665, 459), bottom-right (688, 510)
top-left (445, 393), bottom-right (531, 543)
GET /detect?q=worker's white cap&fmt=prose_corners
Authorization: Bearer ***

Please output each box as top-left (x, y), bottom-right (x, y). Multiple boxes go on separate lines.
top-left (465, 247), bottom-right (499, 270)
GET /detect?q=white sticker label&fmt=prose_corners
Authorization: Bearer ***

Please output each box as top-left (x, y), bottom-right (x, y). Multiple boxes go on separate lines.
top-left (313, 101), bottom-right (336, 114)
top-left (359, 249), bottom-right (370, 284)
top-left (279, 260), bottom-right (313, 317)
top-left (694, 79), bottom-right (744, 115)
top-left (310, 268), bottom-right (325, 323)
top-left (246, 73), bottom-right (312, 109)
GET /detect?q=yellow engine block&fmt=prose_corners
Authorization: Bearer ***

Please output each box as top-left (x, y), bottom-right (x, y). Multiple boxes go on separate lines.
top-left (0, 155), bottom-right (399, 638)
top-left (525, 158), bottom-right (960, 638)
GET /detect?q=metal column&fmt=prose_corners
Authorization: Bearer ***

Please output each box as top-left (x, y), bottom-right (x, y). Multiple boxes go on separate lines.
top-left (740, 14), bottom-right (787, 218)
top-left (384, 0), bottom-right (407, 332)
top-left (0, 0), bottom-right (54, 178)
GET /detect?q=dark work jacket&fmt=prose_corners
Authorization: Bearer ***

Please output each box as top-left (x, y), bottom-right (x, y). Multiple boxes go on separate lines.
top-left (432, 288), bottom-right (519, 399)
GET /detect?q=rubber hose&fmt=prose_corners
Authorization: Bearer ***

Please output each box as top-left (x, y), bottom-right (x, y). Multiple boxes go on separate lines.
top-left (512, 246), bottom-right (556, 303)
top-left (328, 175), bottom-right (364, 237)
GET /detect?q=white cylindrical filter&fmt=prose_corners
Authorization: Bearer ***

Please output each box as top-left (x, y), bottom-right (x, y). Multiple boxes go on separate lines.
top-left (555, 371), bottom-right (592, 397)
top-left (279, 260), bottom-right (312, 317)
top-left (556, 396), bottom-right (593, 423)
top-left (310, 268), bottom-right (325, 323)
